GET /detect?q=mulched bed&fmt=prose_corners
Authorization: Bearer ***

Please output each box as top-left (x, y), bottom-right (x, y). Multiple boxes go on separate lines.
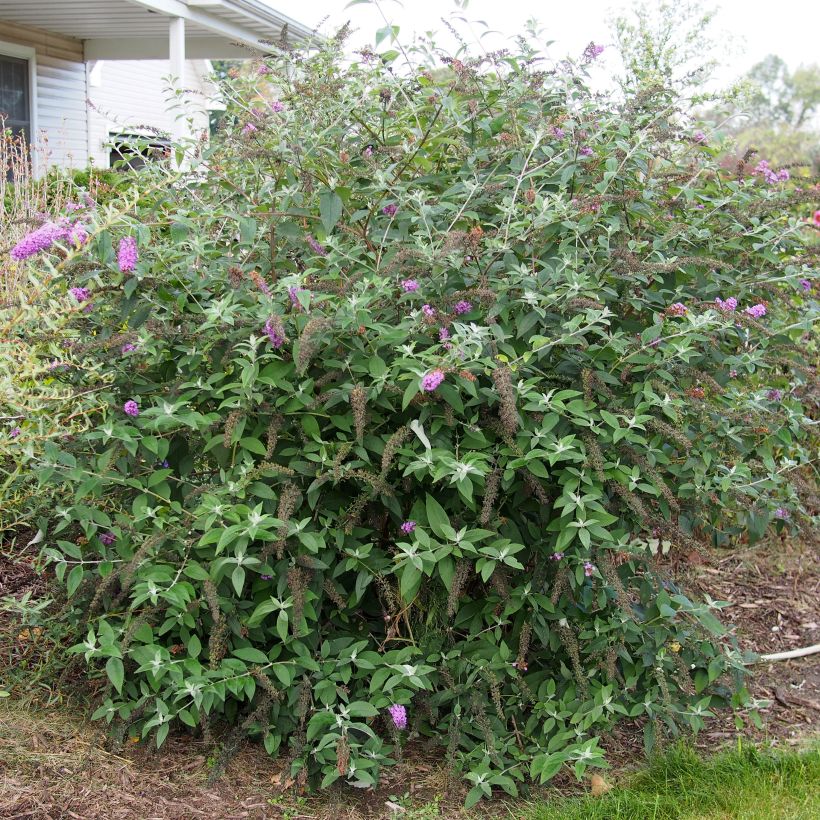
top-left (0, 532), bottom-right (817, 818)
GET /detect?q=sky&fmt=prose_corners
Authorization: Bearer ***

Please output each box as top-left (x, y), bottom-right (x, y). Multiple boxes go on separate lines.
top-left (272, 0), bottom-right (819, 87)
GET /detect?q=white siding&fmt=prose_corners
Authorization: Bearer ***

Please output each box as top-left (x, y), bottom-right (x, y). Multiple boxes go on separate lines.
top-left (87, 59), bottom-right (215, 167)
top-left (0, 22), bottom-right (89, 169)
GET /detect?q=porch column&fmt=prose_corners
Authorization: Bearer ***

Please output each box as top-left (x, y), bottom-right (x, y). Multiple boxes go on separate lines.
top-left (168, 16), bottom-right (186, 153)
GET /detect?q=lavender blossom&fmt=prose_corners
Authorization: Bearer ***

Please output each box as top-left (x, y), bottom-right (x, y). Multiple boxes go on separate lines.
top-left (421, 370), bottom-right (445, 392)
top-left (745, 304), bottom-right (767, 319)
top-left (453, 300), bottom-right (472, 315)
top-left (388, 704), bottom-right (407, 730)
top-left (715, 296), bottom-right (738, 312)
top-left (99, 532), bottom-right (116, 546)
top-left (382, 203), bottom-right (398, 217)
top-left (123, 400), bottom-right (139, 417)
top-left (400, 521), bottom-right (416, 535)
top-left (401, 279), bottom-right (419, 292)
top-left (118, 236), bottom-right (138, 273)
top-left (306, 235), bottom-right (327, 256)
top-left (421, 304), bottom-right (436, 317)
top-left (69, 287), bottom-right (90, 303)
top-left (11, 222), bottom-right (65, 260)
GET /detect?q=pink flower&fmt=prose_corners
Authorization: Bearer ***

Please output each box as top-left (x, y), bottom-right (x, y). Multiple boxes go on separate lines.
top-left (11, 222), bottom-right (66, 260)
top-left (257, 64), bottom-right (272, 75)
top-left (401, 279), bottom-right (419, 292)
top-left (363, 146), bottom-right (373, 158)
top-left (69, 287), bottom-right (90, 303)
top-left (400, 521), bottom-right (416, 534)
top-left (715, 296), bottom-right (737, 312)
top-left (667, 302), bottom-right (687, 316)
top-left (9, 427), bottom-right (21, 438)
top-left (579, 146), bottom-right (593, 157)
top-left (693, 130), bottom-right (707, 144)
top-left (67, 223), bottom-right (89, 248)
top-left (453, 300), bottom-right (472, 315)
top-left (123, 400), bottom-right (139, 417)
top-left (241, 122), bottom-right (258, 136)
top-left (799, 279), bottom-right (811, 292)
top-left (551, 552), bottom-right (564, 561)
top-left (813, 210), bottom-right (820, 227)
top-left (388, 704), bottom-right (407, 730)
top-left (421, 370), bottom-right (445, 392)
top-left (121, 343), bottom-right (137, 354)
top-left (584, 561), bottom-right (596, 577)
top-left (270, 100), bottom-right (285, 112)
top-left (439, 327), bottom-right (450, 341)
top-left (117, 236), bottom-right (138, 272)
top-left (745, 303), bottom-right (767, 319)
top-left (421, 304), bottom-right (436, 317)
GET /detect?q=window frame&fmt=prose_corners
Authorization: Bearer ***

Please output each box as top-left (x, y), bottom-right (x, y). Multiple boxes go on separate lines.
top-left (0, 39), bottom-right (38, 171)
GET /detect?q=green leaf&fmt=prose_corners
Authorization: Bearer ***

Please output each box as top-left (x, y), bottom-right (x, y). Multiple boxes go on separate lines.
top-left (319, 189), bottom-right (343, 234)
top-left (425, 494), bottom-right (450, 538)
top-left (66, 565), bottom-right (84, 597)
top-left (106, 657), bottom-right (124, 694)
top-left (233, 646), bottom-right (270, 663)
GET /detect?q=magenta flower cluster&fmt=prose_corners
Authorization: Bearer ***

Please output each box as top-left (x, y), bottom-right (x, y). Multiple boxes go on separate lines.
top-left (117, 236), bottom-right (138, 272)
top-left (121, 343), bottom-right (137, 354)
top-left (270, 100), bottom-right (285, 113)
top-left (745, 303), bottom-right (767, 319)
top-left (421, 370), bottom-right (445, 391)
top-left (69, 287), bottom-right (90, 303)
top-left (123, 400), bottom-right (139, 417)
top-left (754, 160), bottom-right (789, 184)
top-left (388, 704), bottom-right (407, 730)
top-left (715, 296), bottom-right (737, 312)
top-left (9, 427), bottom-right (21, 439)
top-left (453, 300), bottom-right (472, 315)
top-left (579, 146), bottom-right (593, 157)
top-left (439, 327), bottom-right (450, 341)
top-left (667, 302), bottom-right (687, 316)
top-left (400, 521), bottom-right (416, 535)
top-left (382, 203), bottom-right (398, 217)
top-left (422, 304), bottom-right (436, 317)
top-left (264, 317), bottom-right (285, 348)
top-left (582, 42), bottom-right (605, 61)
top-left (401, 279), bottom-right (419, 292)
top-left (11, 222), bottom-right (68, 260)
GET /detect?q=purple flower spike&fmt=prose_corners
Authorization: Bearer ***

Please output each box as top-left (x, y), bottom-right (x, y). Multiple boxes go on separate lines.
top-left (121, 343), bottom-right (137, 354)
top-left (715, 296), bottom-right (737, 313)
top-left (118, 236), bottom-right (138, 272)
top-left (766, 389), bottom-right (783, 402)
top-left (799, 279), bottom-right (811, 292)
top-left (270, 100), bottom-right (284, 112)
top-left (667, 302), bottom-right (687, 316)
top-left (9, 427), bottom-right (21, 439)
top-left (582, 42), bottom-right (605, 61)
top-left (421, 304), bottom-right (436, 317)
top-left (306, 235), bottom-right (327, 257)
top-left (421, 370), bottom-right (445, 392)
top-left (260, 574), bottom-right (274, 580)
top-left (579, 146), bottom-right (594, 157)
top-left (400, 521), bottom-right (416, 535)
top-left (388, 704), bottom-right (407, 730)
top-left (69, 287), bottom-right (90, 303)
top-left (774, 508), bottom-right (789, 520)
top-left (584, 561), bottom-right (596, 577)
top-left (693, 130), bottom-right (707, 144)
top-left (264, 316), bottom-right (286, 349)
top-left (401, 279), bottom-right (419, 292)
top-left (745, 304), bottom-right (767, 319)
top-left (100, 532), bottom-right (116, 546)
top-left (382, 203), bottom-right (398, 217)
top-left (551, 552), bottom-right (564, 561)
top-left (439, 327), bottom-right (450, 341)
top-left (123, 400), bottom-right (139, 417)
top-left (11, 222), bottom-right (65, 260)
top-left (453, 300), bottom-right (472, 315)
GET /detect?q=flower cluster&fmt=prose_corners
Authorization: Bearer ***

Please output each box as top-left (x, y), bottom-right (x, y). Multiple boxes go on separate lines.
top-left (382, 203), bottom-right (398, 217)
top-left (453, 300), bottom-right (472, 315)
top-left (400, 521), bottom-right (416, 534)
top-left (421, 369), bottom-right (445, 391)
top-left (582, 42), bottom-right (605, 61)
top-left (745, 303), bottom-right (767, 319)
top-left (667, 302), bottom-right (687, 317)
top-left (117, 237), bottom-right (138, 273)
top-left (123, 400), bottom-right (139, 417)
top-left (753, 160), bottom-right (789, 184)
top-left (401, 279), bottom-right (419, 292)
top-left (388, 704), bottom-right (407, 730)
top-left (715, 296), bottom-right (737, 312)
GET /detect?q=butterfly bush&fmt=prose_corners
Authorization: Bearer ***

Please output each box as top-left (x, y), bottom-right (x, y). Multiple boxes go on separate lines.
top-left (5, 25), bottom-right (817, 808)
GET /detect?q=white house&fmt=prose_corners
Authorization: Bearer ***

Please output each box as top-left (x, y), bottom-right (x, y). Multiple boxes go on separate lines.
top-left (0, 0), bottom-right (313, 170)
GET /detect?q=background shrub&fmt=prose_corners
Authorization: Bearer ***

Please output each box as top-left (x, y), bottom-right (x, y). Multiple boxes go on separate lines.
top-left (2, 26), bottom-right (816, 805)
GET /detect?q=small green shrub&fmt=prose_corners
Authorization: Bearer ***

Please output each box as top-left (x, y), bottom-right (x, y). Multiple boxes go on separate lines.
top-left (2, 25), bottom-right (816, 806)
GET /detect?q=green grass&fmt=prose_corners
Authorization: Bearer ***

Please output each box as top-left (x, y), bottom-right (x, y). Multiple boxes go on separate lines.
top-left (523, 743), bottom-right (820, 820)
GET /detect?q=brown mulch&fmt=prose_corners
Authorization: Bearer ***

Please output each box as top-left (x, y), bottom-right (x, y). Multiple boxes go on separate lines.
top-left (685, 534), bottom-right (820, 746)
top-left (0, 533), bottom-right (817, 818)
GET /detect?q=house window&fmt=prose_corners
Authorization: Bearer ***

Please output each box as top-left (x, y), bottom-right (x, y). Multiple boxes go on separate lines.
top-left (0, 54), bottom-right (31, 140)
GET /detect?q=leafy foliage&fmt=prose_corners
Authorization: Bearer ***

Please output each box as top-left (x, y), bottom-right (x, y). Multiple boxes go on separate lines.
top-left (2, 24), bottom-right (817, 804)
